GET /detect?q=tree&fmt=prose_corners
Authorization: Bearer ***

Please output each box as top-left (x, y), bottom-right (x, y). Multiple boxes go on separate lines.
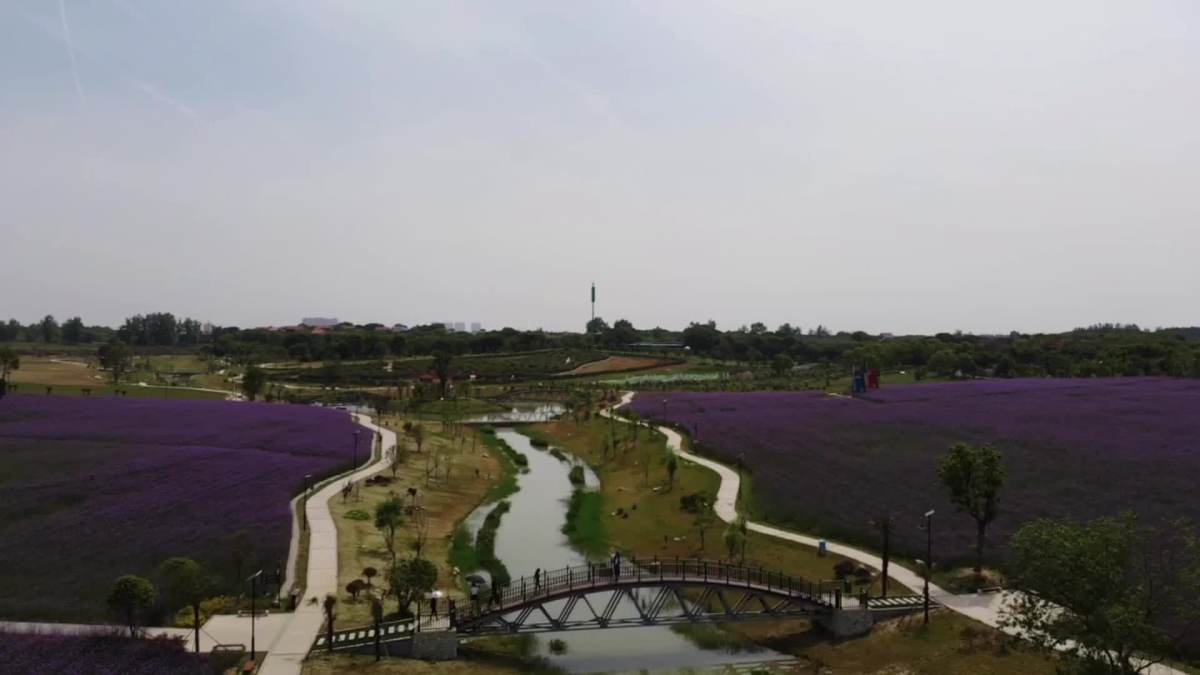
top-left (61, 316), bottom-right (86, 344)
top-left (374, 497), bottom-right (406, 569)
top-left (432, 351), bottom-right (452, 398)
top-left (242, 365), bottom-right (267, 401)
top-left (1002, 514), bottom-right (1200, 674)
top-left (323, 594), bottom-right (337, 653)
top-left (0, 347), bottom-right (19, 398)
top-left (666, 455), bottom-right (678, 488)
top-left (363, 566), bottom-right (378, 587)
top-left (871, 512), bottom-right (895, 597)
top-left (723, 516), bottom-right (747, 562)
top-left (682, 321), bottom-right (720, 353)
top-left (97, 340), bottom-right (133, 385)
top-left (937, 442), bottom-right (1005, 575)
top-left (771, 353), bottom-right (795, 376)
top-left (159, 557), bottom-right (212, 654)
top-left (390, 557), bottom-right (438, 615)
top-left (40, 315), bottom-right (59, 343)
top-left (346, 579), bottom-right (367, 600)
top-left (108, 575), bottom-right (157, 637)
top-left (694, 501), bottom-right (715, 552)
top-left (408, 423), bottom-right (426, 453)
top-left (227, 529), bottom-right (256, 589)
top-left (586, 317), bottom-right (609, 334)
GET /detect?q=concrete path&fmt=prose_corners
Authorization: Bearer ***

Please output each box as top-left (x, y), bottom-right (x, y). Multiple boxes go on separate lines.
top-left (258, 413), bottom-right (395, 675)
top-left (607, 393), bottom-right (1184, 675)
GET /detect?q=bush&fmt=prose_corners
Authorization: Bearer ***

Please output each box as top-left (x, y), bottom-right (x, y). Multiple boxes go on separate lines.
top-left (344, 509), bottom-right (370, 521)
top-left (833, 560), bottom-right (856, 579)
top-left (174, 595), bottom-right (236, 627)
top-left (679, 491), bottom-right (710, 514)
top-left (548, 638), bottom-right (568, 654)
top-left (529, 437), bottom-right (549, 449)
top-left (568, 465), bottom-right (585, 486)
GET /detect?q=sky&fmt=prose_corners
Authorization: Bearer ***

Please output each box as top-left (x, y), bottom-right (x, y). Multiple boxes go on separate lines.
top-left (2, 1), bottom-right (1198, 334)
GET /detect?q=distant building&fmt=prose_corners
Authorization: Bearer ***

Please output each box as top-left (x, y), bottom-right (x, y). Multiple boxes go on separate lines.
top-left (470, 322), bottom-right (482, 333)
top-left (301, 317), bottom-right (338, 327)
top-left (453, 321), bottom-right (466, 332)
top-left (392, 323), bottom-right (409, 332)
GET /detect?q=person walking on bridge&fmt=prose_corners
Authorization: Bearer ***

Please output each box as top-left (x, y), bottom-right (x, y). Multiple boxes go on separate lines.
top-left (534, 568), bottom-right (541, 591)
top-left (611, 550), bottom-right (622, 580)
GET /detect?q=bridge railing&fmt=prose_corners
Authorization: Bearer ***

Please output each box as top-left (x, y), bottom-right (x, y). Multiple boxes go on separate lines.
top-left (455, 557), bottom-right (832, 625)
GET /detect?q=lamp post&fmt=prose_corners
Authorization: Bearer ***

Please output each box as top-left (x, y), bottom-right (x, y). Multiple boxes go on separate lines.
top-left (352, 429), bottom-right (361, 471)
top-left (247, 569), bottom-right (263, 661)
top-left (302, 473), bottom-right (313, 530)
top-left (922, 509), bottom-right (935, 625)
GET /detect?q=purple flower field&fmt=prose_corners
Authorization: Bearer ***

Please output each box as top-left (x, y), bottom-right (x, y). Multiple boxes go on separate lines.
top-left (0, 632), bottom-right (215, 675)
top-left (634, 378), bottom-right (1200, 563)
top-left (0, 395), bottom-right (370, 623)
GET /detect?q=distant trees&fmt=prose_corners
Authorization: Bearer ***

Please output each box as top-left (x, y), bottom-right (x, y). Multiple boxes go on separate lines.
top-left (771, 353), bottom-right (794, 376)
top-left (242, 365), bottom-right (267, 401)
top-left (937, 443), bottom-right (1006, 575)
top-left (432, 351), bottom-right (452, 398)
top-left (158, 557), bottom-right (212, 654)
top-left (39, 315), bottom-right (59, 343)
top-left (61, 316), bottom-right (86, 343)
top-left (97, 340), bottom-right (133, 385)
top-left (108, 575), bottom-right (157, 637)
top-left (1003, 513), bottom-right (1200, 674)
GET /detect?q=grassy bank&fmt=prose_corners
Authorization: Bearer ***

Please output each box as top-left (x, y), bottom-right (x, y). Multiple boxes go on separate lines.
top-left (560, 489), bottom-right (607, 558)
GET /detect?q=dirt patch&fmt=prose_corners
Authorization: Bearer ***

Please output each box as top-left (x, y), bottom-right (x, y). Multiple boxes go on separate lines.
top-left (553, 355), bottom-right (668, 377)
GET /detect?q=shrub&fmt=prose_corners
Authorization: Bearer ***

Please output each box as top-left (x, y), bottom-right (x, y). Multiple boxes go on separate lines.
top-left (833, 560), bottom-right (856, 579)
top-left (344, 510), bottom-right (371, 521)
top-left (568, 465), bottom-right (585, 486)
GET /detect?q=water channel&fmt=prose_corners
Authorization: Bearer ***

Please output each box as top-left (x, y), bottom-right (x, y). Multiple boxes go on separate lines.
top-left (460, 427), bottom-right (789, 673)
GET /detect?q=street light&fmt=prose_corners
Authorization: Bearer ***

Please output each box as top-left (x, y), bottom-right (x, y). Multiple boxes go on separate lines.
top-left (302, 473), bottom-right (313, 530)
top-left (352, 429), bottom-right (361, 471)
top-left (921, 509), bottom-right (935, 625)
top-left (247, 569), bottom-right (264, 661)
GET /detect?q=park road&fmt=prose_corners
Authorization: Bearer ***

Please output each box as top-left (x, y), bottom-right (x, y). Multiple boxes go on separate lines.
top-left (257, 413), bottom-right (395, 675)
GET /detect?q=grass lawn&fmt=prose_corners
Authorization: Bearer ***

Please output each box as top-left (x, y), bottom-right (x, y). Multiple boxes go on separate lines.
top-left (4, 382), bottom-right (228, 399)
top-left (327, 416), bottom-right (503, 626)
top-left (8, 356), bottom-right (99, 386)
top-left (519, 416), bottom-right (886, 592)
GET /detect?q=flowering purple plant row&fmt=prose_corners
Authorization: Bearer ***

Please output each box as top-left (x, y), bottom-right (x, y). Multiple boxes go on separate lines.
top-left (633, 378), bottom-right (1200, 562)
top-left (0, 632), bottom-right (213, 675)
top-left (0, 394), bottom-right (371, 623)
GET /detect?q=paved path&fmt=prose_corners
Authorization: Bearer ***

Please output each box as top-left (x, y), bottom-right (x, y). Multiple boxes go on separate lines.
top-left (258, 413), bottom-right (395, 675)
top-left (606, 393), bottom-right (1184, 675)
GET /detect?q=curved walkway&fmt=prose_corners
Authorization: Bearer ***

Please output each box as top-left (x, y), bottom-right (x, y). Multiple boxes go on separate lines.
top-left (258, 413), bottom-right (396, 675)
top-left (606, 393), bottom-right (1183, 675)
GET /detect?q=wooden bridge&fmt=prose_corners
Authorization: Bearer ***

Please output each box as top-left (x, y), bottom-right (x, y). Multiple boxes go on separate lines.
top-left (315, 558), bottom-right (929, 653)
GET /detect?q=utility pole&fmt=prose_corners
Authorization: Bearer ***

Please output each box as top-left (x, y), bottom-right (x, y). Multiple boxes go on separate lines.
top-left (922, 509), bottom-right (935, 625)
top-left (591, 282), bottom-right (596, 322)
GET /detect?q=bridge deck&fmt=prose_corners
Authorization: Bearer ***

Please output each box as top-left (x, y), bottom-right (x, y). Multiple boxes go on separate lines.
top-left (316, 559), bottom-right (936, 651)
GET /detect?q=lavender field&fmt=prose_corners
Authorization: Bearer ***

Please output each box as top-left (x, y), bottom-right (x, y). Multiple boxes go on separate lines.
top-left (0, 632), bottom-right (216, 675)
top-left (0, 395), bottom-right (370, 622)
top-left (634, 378), bottom-right (1200, 564)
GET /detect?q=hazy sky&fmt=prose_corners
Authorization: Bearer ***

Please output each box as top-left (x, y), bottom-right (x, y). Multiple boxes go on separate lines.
top-left (3, 1), bottom-right (1197, 334)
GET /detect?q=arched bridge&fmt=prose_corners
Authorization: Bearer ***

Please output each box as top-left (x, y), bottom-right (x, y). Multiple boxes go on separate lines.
top-left (458, 557), bottom-right (839, 635)
top-left (315, 559), bottom-right (929, 652)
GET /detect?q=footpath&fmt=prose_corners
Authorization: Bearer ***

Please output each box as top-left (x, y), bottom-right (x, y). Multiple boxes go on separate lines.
top-left (257, 413), bottom-right (395, 674)
top-left (606, 392), bottom-right (1184, 675)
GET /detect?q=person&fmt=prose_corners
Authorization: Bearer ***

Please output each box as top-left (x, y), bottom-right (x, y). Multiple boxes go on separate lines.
top-left (534, 568), bottom-right (541, 591)
top-left (489, 583), bottom-right (499, 608)
top-left (470, 582), bottom-right (480, 610)
top-left (612, 551), bottom-right (622, 580)
top-left (430, 594), bottom-right (438, 618)
top-left (448, 598), bottom-right (457, 629)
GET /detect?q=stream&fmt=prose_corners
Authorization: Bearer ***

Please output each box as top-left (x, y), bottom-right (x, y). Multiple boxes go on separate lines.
top-left (460, 427), bottom-right (789, 673)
